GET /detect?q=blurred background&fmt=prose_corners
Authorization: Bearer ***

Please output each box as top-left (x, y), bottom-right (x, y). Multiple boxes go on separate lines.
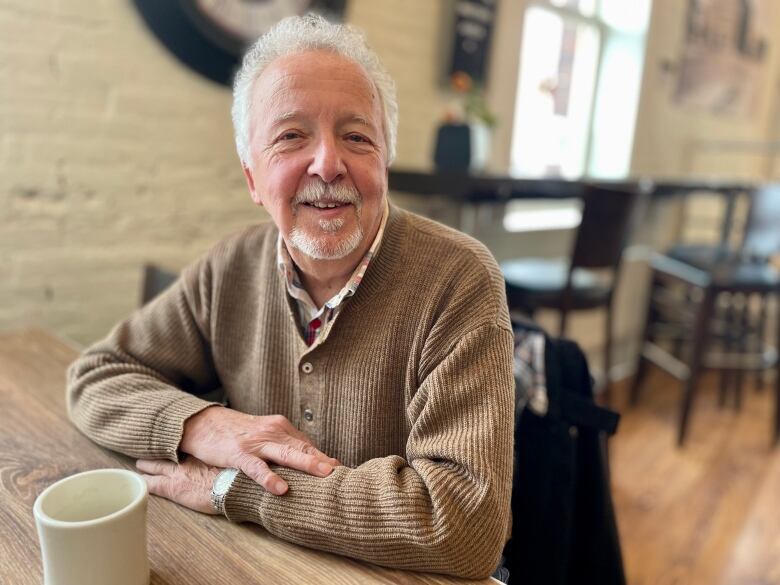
top-left (2, 0), bottom-right (778, 347)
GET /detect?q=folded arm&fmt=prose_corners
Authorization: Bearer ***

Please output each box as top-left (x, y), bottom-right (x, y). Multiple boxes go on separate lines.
top-left (66, 260), bottom-right (335, 487)
top-left (219, 324), bottom-right (514, 580)
top-left (66, 265), bottom-right (219, 460)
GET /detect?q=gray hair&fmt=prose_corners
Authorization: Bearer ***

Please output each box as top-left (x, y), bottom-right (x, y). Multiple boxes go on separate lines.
top-left (231, 14), bottom-right (398, 167)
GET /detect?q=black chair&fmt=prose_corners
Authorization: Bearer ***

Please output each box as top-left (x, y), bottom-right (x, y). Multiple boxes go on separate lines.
top-left (666, 185), bottom-right (780, 396)
top-left (667, 185), bottom-right (780, 270)
top-left (630, 186), bottom-right (780, 445)
top-left (139, 263), bottom-right (226, 403)
top-left (630, 256), bottom-right (780, 446)
top-left (140, 264), bottom-right (178, 306)
top-left (501, 185), bottom-right (639, 405)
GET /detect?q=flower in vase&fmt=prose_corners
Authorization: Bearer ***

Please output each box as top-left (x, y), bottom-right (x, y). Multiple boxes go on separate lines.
top-left (450, 71), bottom-right (497, 128)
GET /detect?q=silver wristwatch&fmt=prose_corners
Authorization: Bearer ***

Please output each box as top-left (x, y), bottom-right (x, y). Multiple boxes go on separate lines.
top-left (210, 468), bottom-right (239, 515)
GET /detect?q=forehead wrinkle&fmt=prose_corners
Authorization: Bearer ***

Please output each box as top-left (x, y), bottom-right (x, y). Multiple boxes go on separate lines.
top-left (267, 110), bottom-right (373, 128)
top-left (259, 54), bottom-right (378, 102)
top-left (348, 114), bottom-right (371, 126)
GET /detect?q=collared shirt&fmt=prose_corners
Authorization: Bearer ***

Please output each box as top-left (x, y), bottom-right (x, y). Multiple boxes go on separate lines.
top-left (277, 200), bottom-right (389, 346)
top-left (513, 327), bottom-right (549, 416)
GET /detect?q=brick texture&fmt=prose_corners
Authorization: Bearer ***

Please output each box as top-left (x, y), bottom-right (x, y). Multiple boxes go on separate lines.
top-left (0, 0), bottom-right (449, 344)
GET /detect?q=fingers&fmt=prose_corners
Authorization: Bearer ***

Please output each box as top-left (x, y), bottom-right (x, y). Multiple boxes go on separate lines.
top-left (236, 453), bottom-right (288, 496)
top-left (140, 472), bottom-right (167, 496)
top-left (136, 459), bottom-right (178, 476)
top-left (258, 442), bottom-right (334, 477)
top-left (296, 441), bottom-right (342, 467)
top-left (177, 410), bottom-right (343, 489)
top-left (139, 473), bottom-right (216, 515)
top-left (274, 424), bottom-right (341, 466)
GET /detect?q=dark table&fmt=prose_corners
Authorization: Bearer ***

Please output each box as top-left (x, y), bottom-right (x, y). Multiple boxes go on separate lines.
top-left (388, 168), bottom-right (758, 244)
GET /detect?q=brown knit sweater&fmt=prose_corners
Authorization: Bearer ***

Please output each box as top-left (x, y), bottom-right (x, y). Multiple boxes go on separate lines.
top-left (67, 205), bottom-right (515, 579)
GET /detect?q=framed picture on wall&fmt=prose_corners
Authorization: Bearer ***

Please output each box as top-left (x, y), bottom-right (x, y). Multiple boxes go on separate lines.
top-left (673, 0), bottom-right (769, 116)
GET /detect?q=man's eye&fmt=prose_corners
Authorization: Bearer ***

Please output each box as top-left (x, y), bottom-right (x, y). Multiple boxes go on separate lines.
top-left (278, 132), bottom-right (301, 141)
top-left (346, 134), bottom-right (370, 143)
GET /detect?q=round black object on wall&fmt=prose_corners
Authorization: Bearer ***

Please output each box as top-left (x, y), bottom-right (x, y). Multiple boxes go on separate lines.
top-left (131, 0), bottom-right (347, 87)
top-left (132, 0), bottom-right (238, 86)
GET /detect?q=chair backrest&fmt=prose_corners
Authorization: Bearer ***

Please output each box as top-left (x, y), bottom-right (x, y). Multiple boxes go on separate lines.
top-left (742, 184), bottom-right (780, 260)
top-left (140, 264), bottom-right (178, 306)
top-left (569, 184), bottom-right (639, 272)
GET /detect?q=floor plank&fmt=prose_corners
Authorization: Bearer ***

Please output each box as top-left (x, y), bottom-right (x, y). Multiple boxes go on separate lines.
top-left (612, 367), bottom-right (779, 585)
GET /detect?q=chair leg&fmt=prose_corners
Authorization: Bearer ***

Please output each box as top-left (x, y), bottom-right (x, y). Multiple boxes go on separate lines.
top-left (733, 293), bottom-right (750, 411)
top-left (630, 274), bottom-right (658, 406)
top-left (756, 294), bottom-right (769, 392)
top-left (558, 309), bottom-right (569, 338)
top-left (719, 293), bottom-right (736, 409)
top-left (718, 296), bottom-right (731, 408)
top-left (678, 287), bottom-right (715, 446)
top-left (671, 285), bottom-right (691, 359)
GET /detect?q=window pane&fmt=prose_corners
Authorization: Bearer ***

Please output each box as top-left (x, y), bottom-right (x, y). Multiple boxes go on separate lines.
top-left (588, 32), bottom-right (645, 178)
top-left (511, 6), bottom-right (600, 178)
top-left (599, 0), bottom-right (651, 33)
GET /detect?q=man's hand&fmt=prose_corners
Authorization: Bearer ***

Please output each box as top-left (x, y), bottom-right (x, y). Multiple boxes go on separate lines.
top-left (180, 406), bottom-right (340, 495)
top-left (136, 456), bottom-right (219, 515)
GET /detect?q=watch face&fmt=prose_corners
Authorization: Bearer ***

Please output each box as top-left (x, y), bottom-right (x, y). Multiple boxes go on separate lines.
top-left (132, 0), bottom-right (347, 86)
top-left (214, 468), bottom-right (238, 495)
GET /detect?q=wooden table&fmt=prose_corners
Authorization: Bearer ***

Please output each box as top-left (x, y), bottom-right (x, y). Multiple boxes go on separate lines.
top-left (0, 329), bottom-right (495, 585)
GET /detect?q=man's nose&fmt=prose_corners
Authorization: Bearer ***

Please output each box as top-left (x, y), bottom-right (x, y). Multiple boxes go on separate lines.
top-left (307, 137), bottom-right (346, 183)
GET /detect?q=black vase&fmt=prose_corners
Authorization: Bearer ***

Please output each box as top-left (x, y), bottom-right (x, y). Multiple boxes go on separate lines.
top-left (433, 122), bottom-right (471, 171)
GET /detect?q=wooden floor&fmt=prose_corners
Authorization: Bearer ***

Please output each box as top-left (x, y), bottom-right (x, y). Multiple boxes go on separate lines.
top-left (611, 367), bottom-right (780, 585)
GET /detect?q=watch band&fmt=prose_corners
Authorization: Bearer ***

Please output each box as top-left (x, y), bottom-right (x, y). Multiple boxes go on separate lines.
top-left (210, 468), bottom-right (239, 515)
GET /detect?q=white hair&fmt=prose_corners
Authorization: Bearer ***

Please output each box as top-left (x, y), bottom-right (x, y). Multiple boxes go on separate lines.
top-left (232, 13), bottom-right (398, 167)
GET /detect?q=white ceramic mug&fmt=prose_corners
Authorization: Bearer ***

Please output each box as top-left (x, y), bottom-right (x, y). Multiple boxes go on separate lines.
top-left (33, 468), bottom-right (149, 585)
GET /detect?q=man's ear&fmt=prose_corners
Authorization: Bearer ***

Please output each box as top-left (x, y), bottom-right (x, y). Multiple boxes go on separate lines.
top-left (243, 164), bottom-right (263, 206)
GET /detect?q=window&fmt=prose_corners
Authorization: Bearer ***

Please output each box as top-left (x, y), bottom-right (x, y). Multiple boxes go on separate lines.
top-left (510, 0), bottom-right (651, 180)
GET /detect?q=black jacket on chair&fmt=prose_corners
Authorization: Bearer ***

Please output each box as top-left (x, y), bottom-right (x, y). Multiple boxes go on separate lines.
top-left (502, 321), bottom-right (626, 585)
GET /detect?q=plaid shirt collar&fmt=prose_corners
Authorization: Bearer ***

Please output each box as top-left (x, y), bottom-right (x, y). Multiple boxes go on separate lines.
top-left (277, 198), bottom-right (389, 334)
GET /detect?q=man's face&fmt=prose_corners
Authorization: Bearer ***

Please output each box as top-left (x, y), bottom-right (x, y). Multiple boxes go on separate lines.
top-left (243, 50), bottom-right (388, 261)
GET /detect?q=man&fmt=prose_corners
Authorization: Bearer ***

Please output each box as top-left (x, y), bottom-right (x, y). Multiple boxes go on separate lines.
top-left (67, 14), bottom-right (514, 580)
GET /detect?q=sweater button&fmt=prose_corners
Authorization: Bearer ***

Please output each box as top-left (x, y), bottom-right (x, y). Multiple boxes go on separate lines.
top-left (303, 408), bottom-right (314, 422)
top-left (301, 362), bottom-right (313, 374)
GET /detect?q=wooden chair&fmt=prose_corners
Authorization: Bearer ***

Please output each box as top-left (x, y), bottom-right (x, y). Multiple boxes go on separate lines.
top-left (140, 264), bottom-right (178, 306)
top-left (500, 184), bottom-right (639, 406)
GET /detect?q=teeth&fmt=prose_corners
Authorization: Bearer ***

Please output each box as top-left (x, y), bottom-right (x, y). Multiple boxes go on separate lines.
top-left (310, 202), bottom-right (341, 209)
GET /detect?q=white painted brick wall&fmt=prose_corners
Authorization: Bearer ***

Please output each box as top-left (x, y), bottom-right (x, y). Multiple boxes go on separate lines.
top-left (0, 0), bottom-right (450, 344)
top-left (0, 0), bottom-right (258, 343)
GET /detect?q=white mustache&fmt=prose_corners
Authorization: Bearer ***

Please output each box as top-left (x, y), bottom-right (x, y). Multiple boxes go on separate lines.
top-left (293, 182), bottom-right (360, 206)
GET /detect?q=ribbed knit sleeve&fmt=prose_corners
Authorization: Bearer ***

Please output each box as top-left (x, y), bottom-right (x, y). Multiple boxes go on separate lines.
top-left (66, 258), bottom-right (221, 461)
top-left (222, 323), bottom-right (515, 580)
top-left (64, 210), bottom-right (516, 579)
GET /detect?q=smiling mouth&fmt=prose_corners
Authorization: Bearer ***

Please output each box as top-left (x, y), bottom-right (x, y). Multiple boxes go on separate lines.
top-left (301, 201), bottom-right (352, 209)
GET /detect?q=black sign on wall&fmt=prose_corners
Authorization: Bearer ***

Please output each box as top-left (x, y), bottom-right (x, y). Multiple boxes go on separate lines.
top-left (446, 0), bottom-right (497, 85)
